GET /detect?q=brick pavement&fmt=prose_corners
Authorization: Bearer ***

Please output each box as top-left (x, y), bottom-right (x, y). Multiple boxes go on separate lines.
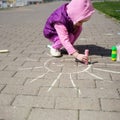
top-left (0, 1), bottom-right (120, 120)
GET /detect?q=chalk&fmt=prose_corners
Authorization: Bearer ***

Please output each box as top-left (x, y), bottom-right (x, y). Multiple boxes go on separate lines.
top-left (0, 49), bottom-right (9, 53)
top-left (84, 49), bottom-right (89, 65)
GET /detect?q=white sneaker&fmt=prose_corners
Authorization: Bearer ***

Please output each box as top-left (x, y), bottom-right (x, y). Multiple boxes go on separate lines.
top-left (47, 45), bottom-right (61, 57)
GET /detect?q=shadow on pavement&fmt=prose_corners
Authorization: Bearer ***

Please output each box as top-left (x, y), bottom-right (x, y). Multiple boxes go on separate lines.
top-left (61, 44), bottom-right (111, 57)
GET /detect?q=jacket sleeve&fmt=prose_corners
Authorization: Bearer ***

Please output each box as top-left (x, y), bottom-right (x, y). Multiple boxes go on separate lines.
top-left (54, 23), bottom-right (77, 55)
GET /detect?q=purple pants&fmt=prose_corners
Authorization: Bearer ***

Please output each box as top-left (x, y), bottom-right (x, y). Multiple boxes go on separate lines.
top-left (51, 32), bottom-right (81, 50)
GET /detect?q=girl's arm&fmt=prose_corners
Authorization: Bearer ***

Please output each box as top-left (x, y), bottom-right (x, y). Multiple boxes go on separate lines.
top-left (54, 23), bottom-right (76, 55)
top-left (54, 23), bottom-right (88, 62)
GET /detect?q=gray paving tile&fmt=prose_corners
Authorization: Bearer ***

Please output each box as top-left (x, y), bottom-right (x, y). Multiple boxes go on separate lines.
top-left (0, 106), bottom-right (30, 120)
top-left (80, 111), bottom-right (120, 120)
top-left (80, 88), bottom-right (119, 98)
top-left (28, 108), bottom-right (78, 120)
top-left (55, 97), bottom-right (100, 110)
top-left (13, 95), bottom-right (54, 108)
top-left (38, 87), bottom-right (77, 97)
top-left (1, 85), bottom-right (39, 95)
top-left (0, 94), bottom-right (15, 106)
top-left (101, 99), bottom-right (120, 112)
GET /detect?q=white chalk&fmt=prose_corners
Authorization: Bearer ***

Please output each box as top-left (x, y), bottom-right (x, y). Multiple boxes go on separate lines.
top-left (0, 49), bottom-right (9, 53)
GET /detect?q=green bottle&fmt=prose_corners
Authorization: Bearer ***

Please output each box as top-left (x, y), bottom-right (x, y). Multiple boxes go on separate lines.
top-left (111, 46), bottom-right (117, 61)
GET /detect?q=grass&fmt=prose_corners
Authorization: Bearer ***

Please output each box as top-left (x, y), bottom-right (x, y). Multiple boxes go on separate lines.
top-left (93, 1), bottom-right (120, 21)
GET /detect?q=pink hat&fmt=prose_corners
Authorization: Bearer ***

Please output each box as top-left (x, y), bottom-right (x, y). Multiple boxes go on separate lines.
top-left (67, 0), bottom-right (95, 24)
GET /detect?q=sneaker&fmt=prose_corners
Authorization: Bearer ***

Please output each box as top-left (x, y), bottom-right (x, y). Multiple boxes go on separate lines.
top-left (47, 45), bottom-right (61, 57)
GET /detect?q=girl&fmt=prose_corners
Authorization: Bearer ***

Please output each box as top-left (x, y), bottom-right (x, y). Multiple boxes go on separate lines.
top-left (43, 0), bottom-right (95, 63)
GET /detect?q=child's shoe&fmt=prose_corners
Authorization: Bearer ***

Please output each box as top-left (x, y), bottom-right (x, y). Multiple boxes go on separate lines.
top-left (47, 45), bottom-right (61, 57)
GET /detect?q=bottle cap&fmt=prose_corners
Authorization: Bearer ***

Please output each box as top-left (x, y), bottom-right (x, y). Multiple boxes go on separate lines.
top-left (112, 46), bottom-right (117, 50)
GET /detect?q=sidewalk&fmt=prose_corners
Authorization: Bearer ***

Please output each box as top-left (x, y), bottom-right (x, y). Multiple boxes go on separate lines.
top-left (0, 1), bottom-right (120, 120)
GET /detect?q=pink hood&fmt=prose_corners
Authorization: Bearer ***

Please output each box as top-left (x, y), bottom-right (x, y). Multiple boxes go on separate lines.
top-left (66, 0), bottom-right (95, 24)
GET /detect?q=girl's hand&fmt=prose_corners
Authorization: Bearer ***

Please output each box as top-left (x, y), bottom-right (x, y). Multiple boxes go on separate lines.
top-left (77, 54), bottom-right (88, 63)
top-left (73, 52), bottom-right (88, 63)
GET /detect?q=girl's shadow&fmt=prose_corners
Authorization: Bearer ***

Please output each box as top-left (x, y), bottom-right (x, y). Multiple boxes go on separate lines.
top-left (61, 44), bottom-right (111, 57)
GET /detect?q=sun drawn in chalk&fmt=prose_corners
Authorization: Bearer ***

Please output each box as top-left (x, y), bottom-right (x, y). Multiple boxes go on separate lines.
top-left (19, 57), bottom-right (120, 96)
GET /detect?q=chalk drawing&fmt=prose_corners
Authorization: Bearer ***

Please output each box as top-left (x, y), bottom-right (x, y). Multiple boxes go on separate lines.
top-left (94, 68), bottom-right (120, 74)
top-left (19, 57), bottom-right (120, 96)
top-left (70, 73), bottom-right (81, 96)
top-left (48, 72), bottom-right (62, 92)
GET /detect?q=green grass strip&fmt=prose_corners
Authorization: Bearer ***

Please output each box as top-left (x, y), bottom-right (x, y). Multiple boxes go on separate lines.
top-left (93, 1), bottom-right (120, 21)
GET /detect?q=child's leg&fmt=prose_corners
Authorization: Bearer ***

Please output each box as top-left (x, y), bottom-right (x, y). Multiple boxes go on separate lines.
top-left (51, 36), bottom-right (63, 50)
top-left (52, 35), bottom-right (75, 50)
top-left (51, 28), bottom-right (81, 50)
top-left (69, 33), bottom-right (75, 44)
top-left (48, 36), bottom-right (62, 57)
top-left (52, 34), bottom-right (77, 50)
top-left (70, 28), bottom-right (82, 44)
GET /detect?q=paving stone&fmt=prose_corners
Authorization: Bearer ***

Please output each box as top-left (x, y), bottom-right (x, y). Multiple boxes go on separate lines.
top-left (78, 71), bottom-right (111, 80)
top-left (80, 88), bottom-right (119, 98)
top-left (0, 71), bottom-right (16, 78)
top-left (96, 80), bottom-right (120, 89)
top-left (0, 106), bottom-right (30, 120)
top-left (0, 85), bottom-right (5, 91)
top-left (55, 97), bottom-right (100, 110)
top-left (0, 77), bottom-right (26, 85)
top-left (25, 78), bottom-right (59, 87)
top-left (0, 94), bottom-right (15, 105)
top-left (111, 73), bottom-right (120, 81)
top-left (1, 85), bottom-right (39, 95)
top-left (3, 65), bottom-right (20, 71)
top-left (0, 56), bottom-right (17, 63)
top-left (101, 99), bottom-right (120, 112)
top-left (43, 72), bottom-right (66, 80)
top-left (88, 70), bottom-right (111, 80)
top-left (13, 95), bottom-right (54, 108)
top-left (75, 79), bottom-right (95, 88)
top-left (2, 59), bottom-right (24, 66)
top-left (59, 74), bottom-right (95, 88)
top-left (28, 108), bottom-right (78, 120)
top-left (0, 64), bottom-right (6, 71)
top-left (118, 88), bottom-right (120, 96)
top-left (22, 61), bottom-right (44, 68)
top-left (58, 76), bottom-right (75, 88)
top-left (14, 70), bottom-right (46, 78)
top-left (80, 111), bottom-right (120, 120)
top-left (38, 87), bottom-right (77, 97)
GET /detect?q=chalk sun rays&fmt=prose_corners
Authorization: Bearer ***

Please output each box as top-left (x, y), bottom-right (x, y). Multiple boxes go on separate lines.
top-left (18, 58), bottom-right (120, 96)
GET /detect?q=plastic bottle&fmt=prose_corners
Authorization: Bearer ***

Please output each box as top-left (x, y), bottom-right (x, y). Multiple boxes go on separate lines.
top-left (116, 44), bottom-right (120, 61)
top-left (111, 46), bottom-right (117, 61)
